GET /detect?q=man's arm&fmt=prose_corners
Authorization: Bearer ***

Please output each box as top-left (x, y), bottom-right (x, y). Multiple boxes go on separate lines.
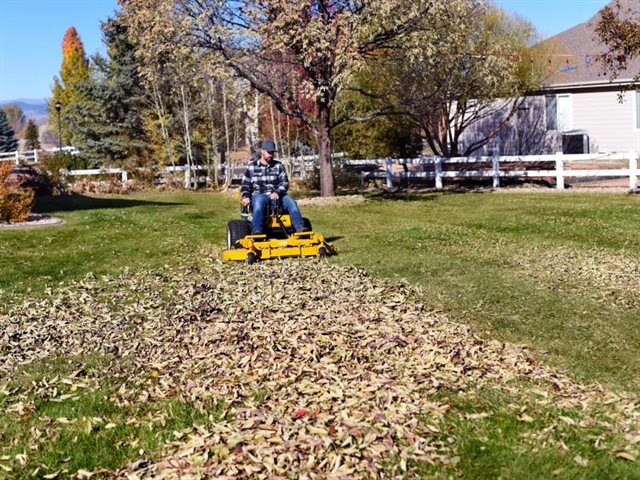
top-left (240, 165), bottom-right (253, 199)
top-left (275, 163), bottom-right (289, 197)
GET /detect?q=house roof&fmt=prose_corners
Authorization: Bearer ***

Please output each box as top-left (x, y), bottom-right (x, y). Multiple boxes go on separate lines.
top-left (544, 0), bottom-right (639, 88)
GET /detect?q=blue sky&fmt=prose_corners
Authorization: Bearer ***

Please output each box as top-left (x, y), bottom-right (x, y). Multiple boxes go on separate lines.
top-left (0, 0), bottom-right (612, 102)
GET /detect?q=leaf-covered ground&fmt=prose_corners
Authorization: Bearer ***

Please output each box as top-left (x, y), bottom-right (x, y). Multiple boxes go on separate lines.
top-left (1, 259), bottom-right (639, 478)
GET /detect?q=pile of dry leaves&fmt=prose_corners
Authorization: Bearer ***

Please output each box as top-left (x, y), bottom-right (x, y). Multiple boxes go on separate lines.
top-left (1, 259), bottom-right (638, 478)
top-left (514, 245), bottom-right (640, 310)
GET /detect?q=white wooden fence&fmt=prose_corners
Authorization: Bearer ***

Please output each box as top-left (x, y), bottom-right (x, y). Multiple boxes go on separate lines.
top-left (354, 151), bottom-right (639, 191)
top-left (0, 147), bottom-right (79, 164)
top-left (3, 149), bottom-right (637, 191)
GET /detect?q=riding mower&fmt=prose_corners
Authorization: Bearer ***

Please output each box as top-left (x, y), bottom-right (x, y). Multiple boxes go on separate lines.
top-left (222, 199), bottom-right (335, 264)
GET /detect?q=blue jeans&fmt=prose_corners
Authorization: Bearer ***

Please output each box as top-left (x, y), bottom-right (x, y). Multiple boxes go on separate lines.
top-left (251, 194), bottom-right (305, 234)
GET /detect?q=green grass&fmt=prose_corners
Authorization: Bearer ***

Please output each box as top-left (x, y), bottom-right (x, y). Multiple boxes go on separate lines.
top-left (0, 355), bottom-right (224, 478)
top-left (309, 192), bottom-right (640, 393)
top-left (2, 190), bottom-right (640, 477)
top-left (0, 193), bottom-right (231, 295)
top-left (410, 387), bottom-right (640, 479)
top-left (2, 191), bottom-right (639, 392)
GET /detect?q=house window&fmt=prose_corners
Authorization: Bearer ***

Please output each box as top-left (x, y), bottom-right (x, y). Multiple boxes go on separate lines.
top-left (546, 94), bottom-right (573, 131)
top-left (557, 94), bottom-right (572, 132)
top-left (545, 95), bottom-right (557, 131)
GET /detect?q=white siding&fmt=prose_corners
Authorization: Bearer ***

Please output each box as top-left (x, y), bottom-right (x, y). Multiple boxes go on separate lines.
top-left (572, 91), bottom-right (640, 152)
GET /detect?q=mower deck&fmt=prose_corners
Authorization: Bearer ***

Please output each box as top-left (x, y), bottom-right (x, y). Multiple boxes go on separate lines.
top-left (223, 231), bottom-right (335, 263)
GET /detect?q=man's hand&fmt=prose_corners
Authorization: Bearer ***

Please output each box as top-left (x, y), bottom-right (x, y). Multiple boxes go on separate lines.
top-left (241, 197), bottom-right (250, 206)
top-left (269, 192), bottom-right (279, 201)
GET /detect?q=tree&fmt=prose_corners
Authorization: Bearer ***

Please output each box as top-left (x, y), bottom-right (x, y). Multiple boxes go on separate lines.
top-left (333, 67), bottom-right (422, 159)
top-left (366, 2), bottom-right (545, 157)
top-left (0, 109), bottom-right (18, 153)
top-left (594, 0), bottom-right (640, 83)
top-left (49, 27), bottom-right (90, 145)
top-left (2, 104), bottom-right (27, 137)
top-left (67, 15), bottom-right (149, 167)
top-left (122, 0), bottom-right (459, 197)
top-left (24, 120), bottom-right (40, 150)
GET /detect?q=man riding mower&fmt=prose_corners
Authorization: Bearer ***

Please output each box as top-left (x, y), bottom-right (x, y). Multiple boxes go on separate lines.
top-left (222, 139), bottom-right (335, 264)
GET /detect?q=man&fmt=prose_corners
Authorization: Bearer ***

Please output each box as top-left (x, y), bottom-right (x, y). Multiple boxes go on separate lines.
top-left (240, 139), bottom-right (306, 235)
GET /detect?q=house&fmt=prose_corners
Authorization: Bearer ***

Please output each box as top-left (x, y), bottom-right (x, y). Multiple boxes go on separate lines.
top-left (462, 0), bottom-right (640, 156)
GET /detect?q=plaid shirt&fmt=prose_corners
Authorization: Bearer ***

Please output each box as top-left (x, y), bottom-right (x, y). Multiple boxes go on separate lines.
top-left (240, 159), bottom-right (289, 198)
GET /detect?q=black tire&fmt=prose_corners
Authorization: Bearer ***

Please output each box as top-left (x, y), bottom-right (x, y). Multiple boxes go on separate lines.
top-left (227, 220), bottom-right (251, 249)
top-left (246, 252), bottom-right (257, 265)
top-left (318, 247), bottom-right (327, 258)
top-left (303, 217), bottom-right (312, 231)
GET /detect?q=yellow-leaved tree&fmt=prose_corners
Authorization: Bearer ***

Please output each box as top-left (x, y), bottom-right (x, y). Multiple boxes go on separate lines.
top-left (49, 27), bottom-right (90, 146)
top-left (122, 0), bottom-right (463, 197)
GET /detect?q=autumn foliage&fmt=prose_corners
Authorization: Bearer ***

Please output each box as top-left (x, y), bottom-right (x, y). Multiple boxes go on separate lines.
top-left (61, 27), bottom-right (90, 85)
top-left (0, 163), bottom-right (34, 223)
top-left (50, 26), bottom-right (90, 145)
top-left (594, 0), bottom-right (640, 82)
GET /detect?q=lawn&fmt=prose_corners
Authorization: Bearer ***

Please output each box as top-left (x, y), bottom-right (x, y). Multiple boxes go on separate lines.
top-left (1, 189), bottom-right (639, 477)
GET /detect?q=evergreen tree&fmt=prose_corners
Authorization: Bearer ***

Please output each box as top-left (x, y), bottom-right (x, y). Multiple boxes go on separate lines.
top-left (0, 109), bottom-right (18, 153)
top-left (2, 104), bottom-right (27, 136)
top-left (24, 120), bottom-right (40, 150)
top-left (67, 15), bottom-right (149, 166)
top-left (49, 27), bottom-right (90, 145)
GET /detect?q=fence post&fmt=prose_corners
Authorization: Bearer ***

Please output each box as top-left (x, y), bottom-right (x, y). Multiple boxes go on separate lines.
top-left (434, 156), bottom-right (443, 190)
top-left (555, 152), bottom-right (565, 190)
top-left (385, 157), bottom-right (393, 188)
top-left (33, 149), bottom-right (38, 163)
top-left (630, 151), bottom-right (638, 191)
top-left (492, 156), bottom-right (500, 189)
top-left (121, 169), bottom-right (128, 183)
top-left (15, 150), bottom-right (19, 165)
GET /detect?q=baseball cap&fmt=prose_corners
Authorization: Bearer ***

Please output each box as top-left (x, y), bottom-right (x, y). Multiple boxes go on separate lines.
top-left (261, 139), bottom-right (276, 152)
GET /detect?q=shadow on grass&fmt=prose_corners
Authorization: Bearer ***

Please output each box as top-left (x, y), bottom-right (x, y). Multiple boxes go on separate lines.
top-left (365, 192), bottom-right (440, 202)
top-left (33, 194), bottom-right (185, 214)
top-left (324, 236), bottom-right (344, 243)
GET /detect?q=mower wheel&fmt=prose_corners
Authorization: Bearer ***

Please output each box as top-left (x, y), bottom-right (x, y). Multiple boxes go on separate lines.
top-left (303, 217), bottom-right (312, 231)
top-left (318, 247), bottom-right (327, 258)
top-left (227, 220), bottom-right (251, 249)
top-left (246, 252), bottom-right (257, 265)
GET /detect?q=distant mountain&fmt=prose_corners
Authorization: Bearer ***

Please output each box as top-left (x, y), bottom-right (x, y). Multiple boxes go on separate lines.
top-left (1, 98), bottom-right (49, 125)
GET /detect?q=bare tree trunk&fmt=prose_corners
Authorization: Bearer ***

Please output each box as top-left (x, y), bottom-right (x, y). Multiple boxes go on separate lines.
top-left (254, 92), bottom-right (259, 143)
top-left (317, 106), bottom-right (335, 197)
top-left (233, 111), bottom-right (239, 152)
top-left (276, 109), bottom-right (283, 156)
top-left (180, 84), bottom-right (194, 189)
top-left (269, 100), bottom-right (277, 144)
top-left (222, 83), bottom-right (232, 188)
top-left (243, 91), bottom-right (259, 153)
top-left (205, 78), bottom-right (219, 187)
top-left (151, 82), bottom-right (174, 167)
top-left (285, 114), bottom-right (292, 178)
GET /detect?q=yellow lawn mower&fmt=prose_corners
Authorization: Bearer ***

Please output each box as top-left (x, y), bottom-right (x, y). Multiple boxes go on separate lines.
top-left (222, 200), bottom-right (335, 264)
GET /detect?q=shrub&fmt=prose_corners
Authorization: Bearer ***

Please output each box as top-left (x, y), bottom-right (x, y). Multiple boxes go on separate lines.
top-left (11, 165), bottom-right (57, 196)
top-left (297, 163), bottom-right (362, 192)
top-left (41, 152), bottom-right (90, 184)
top-left (0, 162), bottom-right (35, 223)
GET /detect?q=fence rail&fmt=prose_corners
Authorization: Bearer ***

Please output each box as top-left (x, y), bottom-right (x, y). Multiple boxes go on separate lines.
top-left (353, 151), bottom-right (638, 191)
top-left (0, 147), bottom-right (79, 164)
top-left (4, 150), bottom-right (638, 191)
